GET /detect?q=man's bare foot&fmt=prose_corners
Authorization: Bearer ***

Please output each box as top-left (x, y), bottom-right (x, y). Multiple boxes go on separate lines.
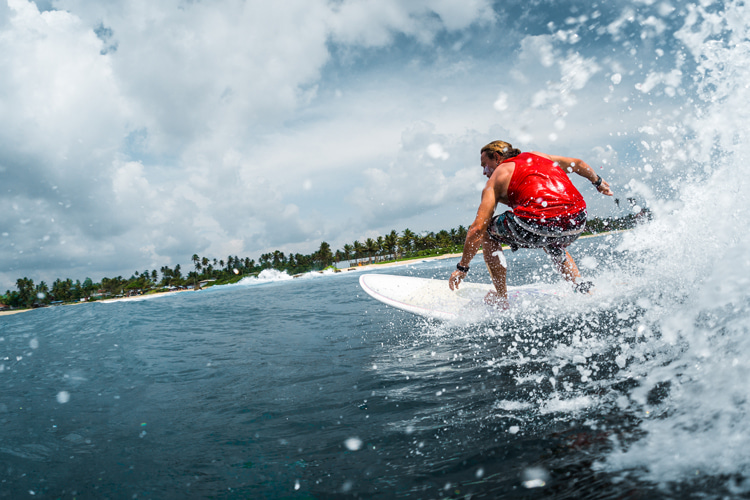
top-left (484, 290), bottom-right (510, 310)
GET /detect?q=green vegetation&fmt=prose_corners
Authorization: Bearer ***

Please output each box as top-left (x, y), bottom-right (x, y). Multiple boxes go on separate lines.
top-left (0, 212), bottom-right (648, 311)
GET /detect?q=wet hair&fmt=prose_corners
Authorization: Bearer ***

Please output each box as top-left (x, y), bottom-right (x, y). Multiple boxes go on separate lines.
top-left (481, 141), bottom-right (522, 162)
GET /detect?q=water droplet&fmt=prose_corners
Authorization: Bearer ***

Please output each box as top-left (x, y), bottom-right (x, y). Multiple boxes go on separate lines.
top-left (522, 467), bottom-right (549, 488)
top-left (344, 437), bottom-right (363, 451)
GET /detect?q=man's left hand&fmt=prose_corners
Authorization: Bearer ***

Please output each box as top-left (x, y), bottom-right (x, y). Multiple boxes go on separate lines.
top-left (597, 179), bottom-right (613, 196)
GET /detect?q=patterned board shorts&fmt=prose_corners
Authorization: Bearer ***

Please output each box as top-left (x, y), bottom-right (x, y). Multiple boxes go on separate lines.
top-left (487, 210), bottom-right (586, 264)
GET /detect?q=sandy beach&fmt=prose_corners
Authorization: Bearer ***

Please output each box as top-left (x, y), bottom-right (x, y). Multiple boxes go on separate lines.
top-left (0, 308), bottom-right (30, 317)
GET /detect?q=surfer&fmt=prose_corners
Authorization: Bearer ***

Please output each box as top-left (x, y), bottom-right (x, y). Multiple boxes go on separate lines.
top-left (449, 140), bottom-right (613, 306)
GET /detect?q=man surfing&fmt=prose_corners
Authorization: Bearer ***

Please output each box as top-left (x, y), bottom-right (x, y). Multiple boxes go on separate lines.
top-left (449, 140), bottom-right (613, 307)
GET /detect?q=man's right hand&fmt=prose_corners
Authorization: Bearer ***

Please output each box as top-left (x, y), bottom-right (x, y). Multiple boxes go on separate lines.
top-left (449, 270), bottom-right (466, 290)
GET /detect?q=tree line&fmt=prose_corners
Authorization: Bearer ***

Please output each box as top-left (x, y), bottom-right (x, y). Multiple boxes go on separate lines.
top-left (0, 212), bottom-right (647, 310)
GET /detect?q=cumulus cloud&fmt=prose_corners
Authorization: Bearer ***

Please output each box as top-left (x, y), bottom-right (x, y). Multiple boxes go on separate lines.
top-left (329, 0), bottom-right (494, 46)
top-left (346, 121), bottom-right (482, 225)
top-left (0, 0), bottom-right (498, 288)
top-left (0, 0), bottom-right (696, 290)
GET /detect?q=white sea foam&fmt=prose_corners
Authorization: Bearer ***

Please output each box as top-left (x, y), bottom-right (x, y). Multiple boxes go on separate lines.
top-left (539, 395), bottom-right (596, 415)
top-left (230, 267), bottom-right (344, 286)
top-left (493, 400), bottom-right (534, 412)
top-left (98, 291), bottom-right (186, 303)
top-left (437, 0), bottom-right (750, 486)
top-left (591, 0), bottom-right (750, 485)
top-left (234, 268), bottom-right (294, 285)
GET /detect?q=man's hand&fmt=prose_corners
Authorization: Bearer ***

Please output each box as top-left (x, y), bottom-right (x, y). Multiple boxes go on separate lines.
top-left (597, 179), bottom-right (613, 196)
top-left (449, 270), bottom-right (466, 290)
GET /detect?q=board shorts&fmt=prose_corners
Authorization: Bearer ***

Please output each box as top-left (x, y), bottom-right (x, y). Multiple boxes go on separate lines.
top-left (487, 209), bottom-right (586, 266)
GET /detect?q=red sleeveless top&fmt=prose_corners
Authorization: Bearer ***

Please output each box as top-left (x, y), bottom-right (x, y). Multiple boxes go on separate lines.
top-left (506, 153), bottom-right (586, 224)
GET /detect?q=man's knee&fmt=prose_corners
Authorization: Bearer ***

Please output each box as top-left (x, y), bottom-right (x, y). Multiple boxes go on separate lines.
top-left (483, 235), bottom-right (507, 269)
top-left (482, 236), bottom-right (501, 260)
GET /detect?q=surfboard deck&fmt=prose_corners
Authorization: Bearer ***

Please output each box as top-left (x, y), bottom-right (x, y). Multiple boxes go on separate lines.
top-left (359, 274), bottom-right (562, 320)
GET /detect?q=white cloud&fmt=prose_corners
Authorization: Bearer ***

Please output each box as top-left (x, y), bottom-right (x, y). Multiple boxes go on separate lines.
top-left (329, 0), bottom-right (494, 46)
top-left (426, 143), bottom-right (450, 160)
top-left (493, 92), bottom-right (509, 111)
top-left (0, 0), bottom-right (691, 289)
top-left (346, 122), bottom-right (482, 225)
top-left (0, 0), bottom-right (127, 166)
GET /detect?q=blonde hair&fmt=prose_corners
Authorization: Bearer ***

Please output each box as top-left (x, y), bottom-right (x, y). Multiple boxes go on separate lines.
top-left (481, 141), bottom-right (521, 161)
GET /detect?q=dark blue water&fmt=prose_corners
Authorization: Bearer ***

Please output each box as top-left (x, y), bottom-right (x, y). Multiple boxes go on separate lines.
top-left (0, 234), bottom-right (736, 499)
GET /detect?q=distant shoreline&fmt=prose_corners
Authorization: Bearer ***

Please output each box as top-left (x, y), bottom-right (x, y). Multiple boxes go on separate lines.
top-left (336, 229), bottom-right (626, 273)
top-left (0, 289), bottom-right (197, 317)
top-left (0, 231), bottom-right (624, 317)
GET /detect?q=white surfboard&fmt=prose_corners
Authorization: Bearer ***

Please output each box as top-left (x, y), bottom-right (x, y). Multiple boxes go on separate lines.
top-left (359, 274), bottom-right (561, 320)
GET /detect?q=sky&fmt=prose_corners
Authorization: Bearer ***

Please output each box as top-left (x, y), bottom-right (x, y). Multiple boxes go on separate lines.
top-left (0, 0), bottom-right (692, 289)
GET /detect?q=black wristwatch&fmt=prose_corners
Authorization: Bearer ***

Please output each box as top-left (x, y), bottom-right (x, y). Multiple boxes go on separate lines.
top-left (456, 264), bottom-right (470, 273)
top-left (593, 175), bottom-right (603, 187)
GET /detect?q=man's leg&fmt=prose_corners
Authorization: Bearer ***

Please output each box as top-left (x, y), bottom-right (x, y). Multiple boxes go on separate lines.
top-left (545, 247), bottom-right (594, 292)
top-left (549, 249), bottom-right (581, 283)
top-left (483, 232), bottom-right (508, 303)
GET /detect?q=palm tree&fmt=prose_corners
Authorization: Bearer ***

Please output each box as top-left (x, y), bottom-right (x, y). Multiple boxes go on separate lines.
top-left (456, 225), bottom-right (468, 245)
top-left (272, 251), bottom-right (285, 269)
top-left (352, 240), bottom-right (363, 266)
top-left (160, 266), bottom-right (172, 286)
top-left (316, 241), bottom-right (334, 268)
top-left (399, 228), bottom-right (415, 255)
top-left (436, 230), bottom-right (452, 248)
top-left (142, 270), bottom-right (152, 288)
top-left (365, 238), bottom-right (378, 264)
top-left (384, 230), bottom-right (398, 260)
top-left (419, 232), bottom-right (437, 251)
top-left (343, 244), bottom-right (353, 265)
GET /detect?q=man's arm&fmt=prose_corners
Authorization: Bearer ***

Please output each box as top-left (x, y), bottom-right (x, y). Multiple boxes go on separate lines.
top-left (534, 152), bottom-right (613, 196)
top-left (449, 185), bottom-right (497, 290)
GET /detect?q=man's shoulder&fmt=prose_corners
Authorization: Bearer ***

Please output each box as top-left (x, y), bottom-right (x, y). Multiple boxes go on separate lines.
top-left (494, 161), bottom-right (515, 177)
top-left (527, 151), bottom-right (553, 161)
top-left (490, 163), bottom-right (515, 190)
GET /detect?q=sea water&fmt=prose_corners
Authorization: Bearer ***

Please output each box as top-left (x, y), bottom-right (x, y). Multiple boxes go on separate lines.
top-left (0, 229), bottom-right (744, 499)
top-left (0, 236), bottom-right (643, 499)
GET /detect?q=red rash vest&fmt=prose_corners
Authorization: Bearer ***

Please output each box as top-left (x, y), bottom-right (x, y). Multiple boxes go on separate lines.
top-left (505, 152), bottom-right (586, 224)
